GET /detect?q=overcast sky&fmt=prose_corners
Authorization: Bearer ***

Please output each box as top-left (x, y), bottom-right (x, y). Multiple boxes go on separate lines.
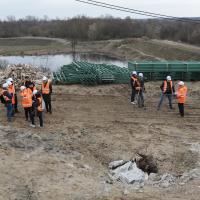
top-left (0, 0), bottom-right (200, 20)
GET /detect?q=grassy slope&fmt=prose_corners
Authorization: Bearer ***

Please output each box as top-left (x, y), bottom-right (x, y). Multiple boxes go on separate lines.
top-left (0, 38), bottom-right (68, 55)
top-left (0, 37), bottom-right (200, 60)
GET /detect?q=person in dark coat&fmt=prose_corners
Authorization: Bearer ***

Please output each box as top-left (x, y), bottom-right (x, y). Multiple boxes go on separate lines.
top-left (24, 76), bottom-right (36, 92)
top-left (138, 73), bottom-right (145, 107)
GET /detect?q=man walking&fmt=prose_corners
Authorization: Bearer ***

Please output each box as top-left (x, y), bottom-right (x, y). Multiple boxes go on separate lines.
top-left (176, 81), bottom-right (187, 117)
top-left (41, 76), bottom-right (52, 113)
top-left (157, 76), bottom-right (175, 110)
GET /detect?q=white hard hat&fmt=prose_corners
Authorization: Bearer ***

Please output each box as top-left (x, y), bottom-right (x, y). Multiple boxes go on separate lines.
top-left (6, 81), bottom-right (12, 86)
top-left (132, 71), bottom-right (137, 75)
top-left (42, 76), bottom-right (48, 81)
top-left (33, 90), bottom-right (38, 95)
top-left (20, 86), bottom-right (26, 91)
top-left (2, 83), bottom-right (8, 88)
top-left (7, 78), bottom-right (13, 82)
top-left (166, 76), bottom-right (171, 81)
top-left (178, 81), bottom-right (184, 86)
top-left (139, 73), bottom-right (143, 77)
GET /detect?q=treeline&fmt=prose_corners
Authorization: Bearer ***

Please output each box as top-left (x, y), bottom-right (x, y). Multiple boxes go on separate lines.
top-left (0, 16), bottom-right (200, 44)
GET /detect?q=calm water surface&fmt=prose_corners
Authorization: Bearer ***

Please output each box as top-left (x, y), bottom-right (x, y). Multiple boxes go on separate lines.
top-left (0, 53), bottom-right (127, 71)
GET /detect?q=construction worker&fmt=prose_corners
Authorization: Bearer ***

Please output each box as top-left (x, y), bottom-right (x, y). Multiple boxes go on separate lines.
top-left (130, 71), bottom-right (141, 104)
top-left (24, 76), bottom-right (36, 92)
top-left (34, 90), bottom-right (44, 127)
top-left (7, 77), bottom-right (19, 113)
top-left (176, 81), bottom-right (187, 117)
top-left (0, 83), bottom-right (13, 122)
top-left (138, 73), bottom-right (145, 107)
top-left (41, 76), bottom-right (52, 113)
top-left (157, 75), bottom-right (175, 110)
top-left (20, 86), bottom-right (35, 127)
top-left (7, 81), bottom-right (15, 116)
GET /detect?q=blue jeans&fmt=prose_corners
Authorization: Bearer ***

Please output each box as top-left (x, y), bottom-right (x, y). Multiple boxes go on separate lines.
top-left (6, 103), bottom-right (13, 122)
top-left (157, 93), bottom-right (173, 110)
top-left (138, 90), bottom-right (144, 106)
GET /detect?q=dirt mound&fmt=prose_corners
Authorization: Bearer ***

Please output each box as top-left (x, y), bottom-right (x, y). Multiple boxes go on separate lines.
top-left (0, 64), bottom-right (51, 88)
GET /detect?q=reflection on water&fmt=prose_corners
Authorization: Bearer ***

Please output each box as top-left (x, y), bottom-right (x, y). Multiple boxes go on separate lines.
top-left (0, 53), bottom-right (127, 71)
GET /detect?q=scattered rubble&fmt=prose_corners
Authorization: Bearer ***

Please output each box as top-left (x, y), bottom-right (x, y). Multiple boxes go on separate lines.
top-left (108, 154), bottom-right (157, 187)
top-left (0, 64), bottom-right (51, 89)
top-left (108, 153), bottom-right (200, 189)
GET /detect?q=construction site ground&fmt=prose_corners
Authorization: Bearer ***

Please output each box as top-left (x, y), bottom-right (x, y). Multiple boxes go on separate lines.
top-left (0, 83), bottom-right (200, 200)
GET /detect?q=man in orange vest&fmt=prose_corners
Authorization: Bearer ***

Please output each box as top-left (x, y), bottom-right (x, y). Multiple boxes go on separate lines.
top-left (130, 71), bottom-right (141, 105)
top-left (20, 86), bottom-right (35, 127)
top-left (1, 83), bottom-right (13, 122)
top-left (157, 76), bottom-right (175, 110)
top-left (41, 76), bottom-right (52, 113)
top-left (7, 81), bottom-right (15, 116)
top-left (7, 77), bottom-right (19, 113)
top-left (176, 81), bottom-right (187, 117)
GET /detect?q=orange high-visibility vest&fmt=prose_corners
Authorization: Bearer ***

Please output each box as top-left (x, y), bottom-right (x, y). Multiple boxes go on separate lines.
top-left (8, 84), bottom-right (15, 104)
top-left (37, 97), bottom-right (43, 111)
top-left (20, 88), bottom-right (33, 108)
top-left (163, 80), bottom-right (173, 93)
top-left (42, 81), bottom-right (50, 94)
top-left (177, 86), bottom-right (187, 103)
top-left (131, 76), bottom-right (141, 90)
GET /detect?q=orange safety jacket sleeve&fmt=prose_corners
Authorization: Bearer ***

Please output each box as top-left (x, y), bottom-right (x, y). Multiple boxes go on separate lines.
top-left (177, 86), bottom-right (187, 103)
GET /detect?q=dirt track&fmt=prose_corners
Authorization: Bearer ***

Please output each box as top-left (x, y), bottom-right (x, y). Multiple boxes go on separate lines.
top-left (0, 83), bottom-right (200, 200)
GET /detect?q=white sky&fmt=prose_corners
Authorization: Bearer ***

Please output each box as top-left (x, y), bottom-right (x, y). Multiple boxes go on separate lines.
top-left (0, 0), bottom-right (200, 20)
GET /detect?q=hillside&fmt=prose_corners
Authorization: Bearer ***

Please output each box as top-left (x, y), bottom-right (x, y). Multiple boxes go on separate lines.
top-left (0, 37), bottom-right (200, 61)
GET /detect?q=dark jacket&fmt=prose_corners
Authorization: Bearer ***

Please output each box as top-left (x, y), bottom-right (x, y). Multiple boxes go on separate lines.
top-left (35, 93), bottom-right (43, 112)
top-left (24, 81), bottom-right (35, 92)
top-left (138, 77), bottom-right (145, 91)
top-left (2, 90), bottom-right (12, 105)
top-left (160, 81), bottom-right (175, 94)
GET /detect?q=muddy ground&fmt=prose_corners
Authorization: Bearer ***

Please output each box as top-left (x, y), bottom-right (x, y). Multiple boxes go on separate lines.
top-left (0, 83), bottom-right (200, 200)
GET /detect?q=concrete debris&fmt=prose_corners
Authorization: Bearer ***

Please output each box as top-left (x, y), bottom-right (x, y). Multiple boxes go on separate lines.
top-left (109, 161), bottom-right (146, 185)
top-left (0, 64), bottom-right (51, 89)
top-left (108, 157), bottom-right (200, 188)
top-left (157, 174), bottom-right (176, 188)
top-left (179, 168), bottom-right (200, 184)
top-left (148, 173), bottom-right (161, 182)
top-left (109, 160), bottom-right (126, 169)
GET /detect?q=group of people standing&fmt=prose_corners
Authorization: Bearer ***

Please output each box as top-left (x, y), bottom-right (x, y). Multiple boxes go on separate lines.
top-left (130, 72), bottom-right (188, 117)
top-left (0, 76), bottom-right (52, 127)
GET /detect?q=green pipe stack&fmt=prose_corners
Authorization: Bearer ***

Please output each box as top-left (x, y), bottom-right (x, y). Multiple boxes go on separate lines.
top-left (53, 61), bottom-right (130, 85)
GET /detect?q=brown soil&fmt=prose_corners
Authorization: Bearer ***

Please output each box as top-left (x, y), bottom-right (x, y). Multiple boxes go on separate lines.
top-left (0, 83), bottom-right (200, 200)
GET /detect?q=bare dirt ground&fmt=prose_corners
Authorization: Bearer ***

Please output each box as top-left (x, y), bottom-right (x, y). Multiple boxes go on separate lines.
top-left (0, 83), bottom-right (200, 200)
